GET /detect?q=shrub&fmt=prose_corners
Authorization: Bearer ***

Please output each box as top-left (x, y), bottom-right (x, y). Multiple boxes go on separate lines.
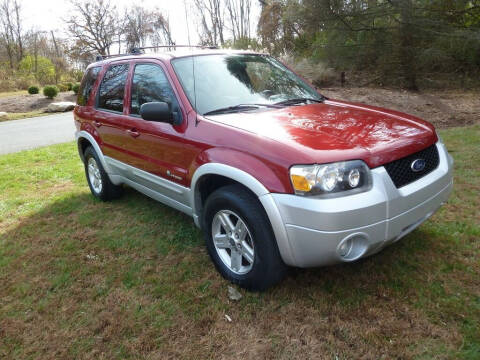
top-left (65, 82), bottom-right (73, 91)
top-left (15, 75), bottom-right (36, 90)
top-left (57, 83), bottom-right (69, 92)
top-left (43, 85), bottom-right (59, 99)
top-left (28, 86), bottom-right (39, 94)
top-left (72, 69), bottom-right (84, 82)
top-left (72, 83), bottom-right (80, 95)
top-left (0, 79), bottom-right (15, 92)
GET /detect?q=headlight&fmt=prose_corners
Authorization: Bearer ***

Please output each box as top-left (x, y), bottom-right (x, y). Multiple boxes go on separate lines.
top-left (290, 160), bottom-right (372, 197)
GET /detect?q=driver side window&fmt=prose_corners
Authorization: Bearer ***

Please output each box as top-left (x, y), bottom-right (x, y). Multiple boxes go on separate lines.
top-left (130, 63), bottom-right (181, 117)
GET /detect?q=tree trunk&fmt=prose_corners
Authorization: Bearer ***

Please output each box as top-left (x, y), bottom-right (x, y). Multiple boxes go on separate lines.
top-left (50, 31), bottom-right (60, 84)
top-left (398, 0), bottom-right (418, 90)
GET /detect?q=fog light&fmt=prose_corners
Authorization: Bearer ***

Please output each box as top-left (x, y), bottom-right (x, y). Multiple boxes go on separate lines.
top-left (337, 233), bottom-right (369, 261)
top-left (338, 239), bottom-right (352, 257)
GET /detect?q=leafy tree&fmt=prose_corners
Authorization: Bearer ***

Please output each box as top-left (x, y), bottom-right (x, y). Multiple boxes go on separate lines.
top-left (19, 54), bottom-right (55, 85)
top-left (257, 0), bottom-right (480, 88)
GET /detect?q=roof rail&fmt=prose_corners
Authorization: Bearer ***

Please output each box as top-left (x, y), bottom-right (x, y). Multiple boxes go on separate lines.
top-left (95, 53), bottom-right (131, 61)
top-left (129, 45), bottom-right (219, 54)
top-left (95, 45), bottom-right (219, 61)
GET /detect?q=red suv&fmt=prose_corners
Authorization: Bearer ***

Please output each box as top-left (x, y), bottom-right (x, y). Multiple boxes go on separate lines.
top-left (74, 48), bottom-right (453, 290)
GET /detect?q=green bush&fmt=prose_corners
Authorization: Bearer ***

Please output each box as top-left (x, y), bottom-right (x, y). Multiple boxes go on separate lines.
top-left (72, 83), bottom-right (80, 95)
top-left (57, 84), bottom-right (69, 92)
top-left (65, 82), bottom-right (73, 91)
top-left (43, 85), bottom-right (59, 99)
top-left (28, 86), bottom-right (39, 94)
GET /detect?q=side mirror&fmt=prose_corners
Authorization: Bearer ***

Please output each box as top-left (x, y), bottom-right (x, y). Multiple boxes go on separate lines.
top-left (140, 102), bottom-right (177, 124)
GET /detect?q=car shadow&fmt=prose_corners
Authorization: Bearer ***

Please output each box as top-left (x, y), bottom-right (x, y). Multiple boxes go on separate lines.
top-left (1, 187), bottom-right (446, 306)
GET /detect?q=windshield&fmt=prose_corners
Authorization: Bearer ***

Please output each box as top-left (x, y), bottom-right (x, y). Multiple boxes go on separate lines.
top-left (171, 54), bottom-right (322, 115)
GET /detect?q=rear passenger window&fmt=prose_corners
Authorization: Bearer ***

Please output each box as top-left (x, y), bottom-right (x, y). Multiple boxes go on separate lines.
top-left (130, 63), bottom-right (181, 116)
top-left (77, 66), bottom-right (100, 106)
top-left (97, 64), bottom-right (129, 112)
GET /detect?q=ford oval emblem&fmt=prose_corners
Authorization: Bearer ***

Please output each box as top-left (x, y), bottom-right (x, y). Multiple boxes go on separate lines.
top-left (411, 159), bottom-right (426, 172)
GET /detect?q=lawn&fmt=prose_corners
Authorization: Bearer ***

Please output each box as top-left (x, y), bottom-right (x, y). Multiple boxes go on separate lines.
top-left (0, 90), bottom-right (27, 99)
top-left (0, 126), bottom-right (479, 359)
top-left (0, 110), bottom-right (47, 122)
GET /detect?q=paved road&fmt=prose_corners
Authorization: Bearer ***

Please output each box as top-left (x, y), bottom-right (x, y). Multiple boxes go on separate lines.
top-left (0, 112), bottom-right (75, 155)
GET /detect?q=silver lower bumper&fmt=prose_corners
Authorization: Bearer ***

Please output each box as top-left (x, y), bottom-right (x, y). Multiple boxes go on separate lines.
top-left (261, 142), bottom-right (454, 267)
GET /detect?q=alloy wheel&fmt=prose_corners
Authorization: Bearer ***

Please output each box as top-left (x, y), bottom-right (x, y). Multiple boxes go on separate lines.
top-left (87, 157), bottom-right (103, 194)
top-left (211, 210), bottom-right (255, 275)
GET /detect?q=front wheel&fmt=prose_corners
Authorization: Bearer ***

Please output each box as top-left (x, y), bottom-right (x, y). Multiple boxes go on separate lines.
top-left (202, 185), bottom-right (287, 291)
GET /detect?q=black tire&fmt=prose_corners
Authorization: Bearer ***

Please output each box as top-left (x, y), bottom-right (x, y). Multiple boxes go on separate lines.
top-left (202, 184), bottom-right (287, 291)
top-left (83, 146), bottom-right (123, 201)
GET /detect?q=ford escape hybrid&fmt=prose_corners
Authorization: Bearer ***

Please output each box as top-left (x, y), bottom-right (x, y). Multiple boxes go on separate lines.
top-left (74, 47), bottom-right (453, 290)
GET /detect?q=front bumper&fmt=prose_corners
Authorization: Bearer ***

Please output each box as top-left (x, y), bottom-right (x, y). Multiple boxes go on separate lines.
top-left (260, 142), bottom-right (454, 267)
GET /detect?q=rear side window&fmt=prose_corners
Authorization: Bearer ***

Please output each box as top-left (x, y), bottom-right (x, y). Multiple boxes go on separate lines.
top-left (130, 63), bottom-right (180, 116)
top-left (77, 66), bottom-right (100, 106)
top-left (97, 64), bottom-right (129, 112)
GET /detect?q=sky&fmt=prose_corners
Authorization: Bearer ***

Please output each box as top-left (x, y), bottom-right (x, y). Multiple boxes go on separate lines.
top-left (20, 0), bottom-right (260, 47)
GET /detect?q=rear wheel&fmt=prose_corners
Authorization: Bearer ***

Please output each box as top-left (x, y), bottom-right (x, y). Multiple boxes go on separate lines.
top-left (202, 185), bottom-right (287, 291)
top-left (83, 146), bottom-right (123, 201)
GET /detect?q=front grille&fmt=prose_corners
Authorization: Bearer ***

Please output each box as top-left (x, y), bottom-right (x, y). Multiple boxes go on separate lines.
top-left (384, 144), bottom-right (439, 188)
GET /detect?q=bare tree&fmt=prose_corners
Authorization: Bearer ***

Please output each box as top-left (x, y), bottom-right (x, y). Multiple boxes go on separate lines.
top-left (66, 0), bottom-right (119, 56)
top-left (226, 0), bottom-right (252, 41)
top-left (123, 6), bottom-right (173, 51)
top-left (27, 29), bottom-right (47, 74)
top-left (193, 0), bottom-right (225, 46)
top-left (0, 0), bottom-right (23, 68)
top-left (190, 0), bottom-right (254, 46)
top-left (12, 0), bottom-right (21, 58)
top-left (49, 30), bottom-right (68, 84)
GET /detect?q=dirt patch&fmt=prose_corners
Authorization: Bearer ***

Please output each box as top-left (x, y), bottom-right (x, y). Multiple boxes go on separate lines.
top-left (321, 87), bottom-right (479, 128)
top-left (0, 91), bottom-right (76, 113)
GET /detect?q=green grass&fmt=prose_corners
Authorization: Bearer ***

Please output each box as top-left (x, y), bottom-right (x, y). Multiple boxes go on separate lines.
top-left (0, 126), bottom-right (479, 359)
top-left (0, 110), bottom-right (47, 122)
top-left (0, 90), bottom-right (27, 99)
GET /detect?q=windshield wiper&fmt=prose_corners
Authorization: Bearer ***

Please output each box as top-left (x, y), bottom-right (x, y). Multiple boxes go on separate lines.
top-left (274, 97), bottom-right (325, 106)
top-left (203, 103), bottom-right (280, 116)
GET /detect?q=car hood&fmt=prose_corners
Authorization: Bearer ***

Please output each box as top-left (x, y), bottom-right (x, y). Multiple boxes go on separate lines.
top-left (206, 99), bottom-right (438, 168)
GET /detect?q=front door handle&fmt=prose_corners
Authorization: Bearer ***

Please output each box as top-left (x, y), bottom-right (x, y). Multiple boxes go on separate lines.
top-left (93, 121), bottom-right (102, 128)
top-left (126, 129), bottom-right (140, 138)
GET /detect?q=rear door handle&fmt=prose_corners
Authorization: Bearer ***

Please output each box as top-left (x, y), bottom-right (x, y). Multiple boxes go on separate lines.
top-left (93, 121), bottom-right (102, 128)
top-left (126, 129), bottom-right (140, 138)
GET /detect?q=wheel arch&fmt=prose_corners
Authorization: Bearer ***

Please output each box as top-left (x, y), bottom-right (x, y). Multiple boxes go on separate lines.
top-left (190, 163), bottom-right (270, 225)
top-left (75, 130), bottom-right (110, 172)
top-left (190, 163), bottom-right (297, 266)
